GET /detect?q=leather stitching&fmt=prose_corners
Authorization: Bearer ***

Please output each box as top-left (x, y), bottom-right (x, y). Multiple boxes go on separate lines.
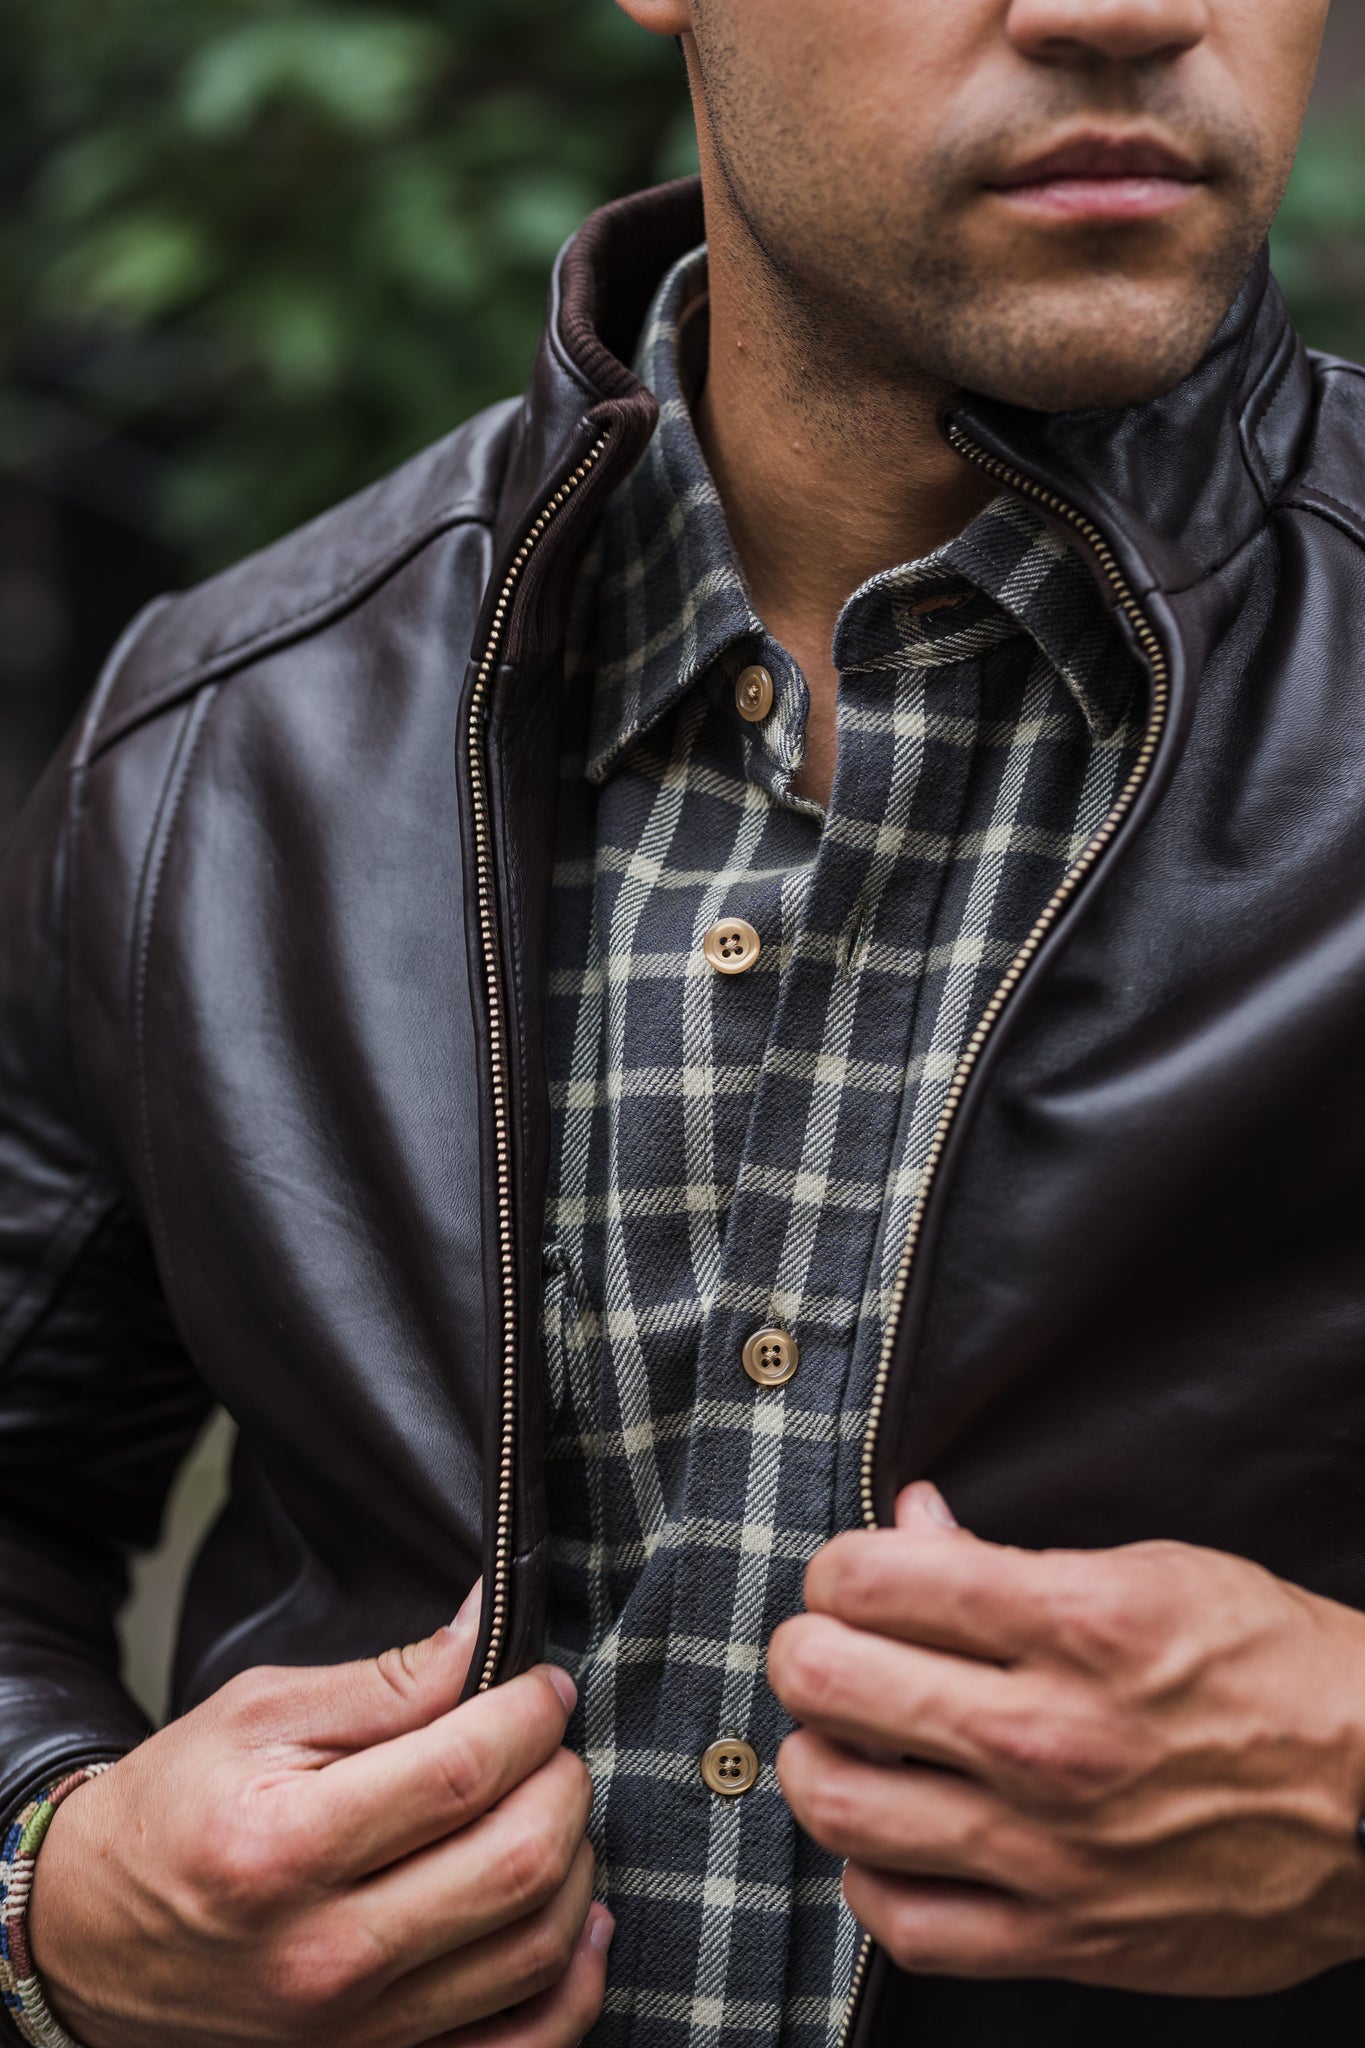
top-left (1243, 331), bottom-right (1302, 505)
top-left (132, 688), bottom-right (219, 1321)
top-left (1295, 485), bottom-right (1365, 524)
top-left (0, 605), bottom-right (175, 1381)
top-left (1283, 495), bottom-right (1365, 548)
top-left (89, 504), bottom-right (493, 761)
top-left (68, 596), bottom-right (176, 1138)
top-left (1155, 513), bottom-right (1278, 599)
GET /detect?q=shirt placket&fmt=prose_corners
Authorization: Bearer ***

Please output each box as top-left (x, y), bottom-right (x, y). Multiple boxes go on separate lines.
top-left (638, 635), bottom-right (982, 2045)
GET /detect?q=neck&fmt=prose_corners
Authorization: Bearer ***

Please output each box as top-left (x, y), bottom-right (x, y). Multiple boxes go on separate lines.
top-left (692, 197), bottom-right (997, 805)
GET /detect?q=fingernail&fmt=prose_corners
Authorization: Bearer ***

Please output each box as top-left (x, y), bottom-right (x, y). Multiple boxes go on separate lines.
top-left (446, 1577), bottom-right (482, 1636)
top-left (589, 1905), bottom-right (616, 1955)
top-left (922, 1483), bottom-right (959, 1529)
top-left (546, 1665), bottom-right (578, 1714)
top-left (899, 1479), bottom-right (959, 1529)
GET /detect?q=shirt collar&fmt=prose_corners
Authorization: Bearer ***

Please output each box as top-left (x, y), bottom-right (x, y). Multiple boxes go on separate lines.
top-left (833, 496), bottom-right (1137, 742)
top-left (580, 246), bottom-right (1139, 782)
top-left (582, 245), bottom-right (765, 785)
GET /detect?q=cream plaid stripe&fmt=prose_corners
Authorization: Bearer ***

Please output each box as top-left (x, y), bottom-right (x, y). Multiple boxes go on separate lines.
top-left (542, 245), bottom-right (1143, 2045)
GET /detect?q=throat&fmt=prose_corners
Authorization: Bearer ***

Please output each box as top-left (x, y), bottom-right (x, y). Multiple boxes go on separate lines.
top-left (785, 639), bottom-right (840, 810)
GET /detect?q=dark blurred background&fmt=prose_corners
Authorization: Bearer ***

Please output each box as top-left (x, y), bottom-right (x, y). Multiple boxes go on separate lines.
top-left (3, 4), bottom-right (1364, 840)
top-left (0, 1), bottom-right (1362, 1716)
top-left (0, 0), bottom-right (698, 830)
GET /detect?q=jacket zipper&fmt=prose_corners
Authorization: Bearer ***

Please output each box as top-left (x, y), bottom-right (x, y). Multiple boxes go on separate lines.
top-left (467, 418), bottom-right (1170, 2009)
top-left (834, 424), bottom-right (1172, 2048)
top-left (466, 431), bottom-right (611, 1694)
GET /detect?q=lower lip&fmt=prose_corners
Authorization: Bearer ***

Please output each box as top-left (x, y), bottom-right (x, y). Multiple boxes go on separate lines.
top-left (991, 176), bottom-right (1200, 223)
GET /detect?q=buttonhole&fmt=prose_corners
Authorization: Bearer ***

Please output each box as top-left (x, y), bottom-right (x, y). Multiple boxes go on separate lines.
top-left (841, 910), bottom-right (868, 979)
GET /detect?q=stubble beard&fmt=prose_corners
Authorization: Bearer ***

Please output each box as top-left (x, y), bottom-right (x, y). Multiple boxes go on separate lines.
top-left (699, 58), bottom-right (1293, 423)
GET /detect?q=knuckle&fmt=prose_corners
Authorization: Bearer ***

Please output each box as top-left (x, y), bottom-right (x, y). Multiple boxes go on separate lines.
top-left (543, 1816), bottom-right (579, 1892)
top-left (520, 1903), bottom-right (581, 1992)
top-left (1034, 1836), bottom-right (1104, 1909)
top-left (268, 1931), bottom-right (369, 2018)
top-left (991, 1706), bottom-right (1125, 1809)
top-left (207, 1802), bottom-right (297, 1912)
top-left (944, 1800), bottom-right (993, 1870)
top-left (215, 1663), bottom-right (286, 1725)
top-left (774, 1624), bottom-right (839, 1719)
top-left (1052, 1727), bottom-right (1129, 1807)
top-left (792, 1762), bottom-right (856, 1851)
top-left (500, 1815), bottom-right (563, 1915)
top-left (373, 1639), bottom-right (429, 1701)
top-left (1044, 1574), bottom-right (1136, 1667)
top-left (427, 1730), bottom-right (486, 1822)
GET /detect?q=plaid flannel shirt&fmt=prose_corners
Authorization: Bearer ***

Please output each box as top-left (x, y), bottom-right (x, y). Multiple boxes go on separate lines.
top-left (543, 244), bottom-right (1144, 2047)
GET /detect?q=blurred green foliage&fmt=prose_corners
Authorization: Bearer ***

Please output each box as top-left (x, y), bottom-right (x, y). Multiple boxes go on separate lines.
top-left (0, 0), bottom-right (696, 568)
top-left (1269, 97), bottom-right (1365, 366)
top-left (1, 1), bottom-right (1362, 578)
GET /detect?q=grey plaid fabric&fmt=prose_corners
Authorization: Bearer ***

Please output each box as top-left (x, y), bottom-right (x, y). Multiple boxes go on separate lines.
top-left (542, 246), bottom-right (1144, 2045)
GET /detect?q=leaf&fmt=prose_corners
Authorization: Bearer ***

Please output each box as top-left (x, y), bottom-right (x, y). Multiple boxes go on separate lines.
top-left (47, 215), bottom-right (215, 321)
top-left (179, 12), bottom-right (450, 140)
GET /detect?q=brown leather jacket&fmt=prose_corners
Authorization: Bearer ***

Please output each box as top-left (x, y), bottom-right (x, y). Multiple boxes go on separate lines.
top-left (4, 178), bottom-right (1365, 2044)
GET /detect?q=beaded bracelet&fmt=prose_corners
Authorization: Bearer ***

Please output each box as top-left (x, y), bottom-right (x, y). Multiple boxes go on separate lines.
top-left (0, 1763), bottom-right (111, 2048)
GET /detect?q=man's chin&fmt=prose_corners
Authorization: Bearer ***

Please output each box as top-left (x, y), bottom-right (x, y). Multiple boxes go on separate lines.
top-left (965, 350), bottom-right (1207, 416)
top-left (941, 275), bottom-right (1247, 416)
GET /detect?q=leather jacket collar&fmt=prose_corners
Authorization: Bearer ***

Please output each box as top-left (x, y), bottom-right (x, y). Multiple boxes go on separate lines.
top-left (492, 176), bottom-right (1311, 682)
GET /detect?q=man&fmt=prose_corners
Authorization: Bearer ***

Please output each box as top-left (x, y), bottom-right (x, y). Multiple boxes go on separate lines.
top-left (0, 0), bottom-right (1361, 2041)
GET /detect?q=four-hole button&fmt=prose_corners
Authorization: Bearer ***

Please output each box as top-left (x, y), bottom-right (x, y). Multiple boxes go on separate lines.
top-left (742, 1327), bottom-right (799, 1387)
top-left (701, 1738), bottom-right (761, 1797)
top-left (703, 918), bottom-right (761, 975)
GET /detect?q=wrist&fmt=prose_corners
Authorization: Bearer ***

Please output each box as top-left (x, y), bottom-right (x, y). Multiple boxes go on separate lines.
top-left (1298, 1584), bottom-right (1365, 1971)
top-left (1, 1764), bottom-right (113, 2048)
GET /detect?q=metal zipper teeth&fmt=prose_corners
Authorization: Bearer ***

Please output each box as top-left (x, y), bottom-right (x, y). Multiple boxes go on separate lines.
top-left (834, 426), bottom-right (1171, 2048)
top-left (468, 432), bottom-right (610, 1694)
top-left (834, 1931), bottom-right (875, 2048)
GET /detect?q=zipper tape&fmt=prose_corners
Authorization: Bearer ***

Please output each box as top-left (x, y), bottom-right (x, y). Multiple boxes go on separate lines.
top-left (836, 425), bottom-right (1171, 2047)
top-left (467, 433), bottom-right (611, 1694)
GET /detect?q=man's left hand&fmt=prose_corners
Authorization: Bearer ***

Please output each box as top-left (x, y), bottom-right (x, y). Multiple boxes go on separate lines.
top-left (768, 1482), bottom-right (1365, 1994)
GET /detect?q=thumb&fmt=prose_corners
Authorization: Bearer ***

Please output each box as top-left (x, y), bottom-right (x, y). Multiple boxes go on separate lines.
top-left (279, 1577), bottom-right (485, 1753)
top-left (894, 1480), bottom-right (961, 1533)
top-left (383, 1573), bottom-right (485, 1698)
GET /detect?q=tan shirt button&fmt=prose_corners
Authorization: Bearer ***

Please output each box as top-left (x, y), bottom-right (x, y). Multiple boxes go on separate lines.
top-left (742, 1327), bottom-right (799, 1387)
top-left (702, 918), bottom-right (761, 975)
top-left (734, 664), bottom-right (775, 722)
top-left (701, 1737), bottom-right (761, 1797)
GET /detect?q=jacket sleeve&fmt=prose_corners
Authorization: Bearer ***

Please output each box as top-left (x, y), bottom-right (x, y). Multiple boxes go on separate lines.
top-left (0, 650), bottom-right (215, 1884)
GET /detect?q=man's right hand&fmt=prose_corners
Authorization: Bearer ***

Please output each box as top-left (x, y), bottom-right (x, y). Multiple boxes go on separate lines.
top-left (25, 1584), bottom-right (611, 2047)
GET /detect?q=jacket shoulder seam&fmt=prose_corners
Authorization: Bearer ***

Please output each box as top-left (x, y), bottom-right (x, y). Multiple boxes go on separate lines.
top-left (1277, 492), bottom-right (1365, 550)
top-left (66, 596), bottom-right (179, 1140)
top-left (1241, 325), bottom-right (1304, 506)
top-left (1311, 354), bottom-right (1365, 384)
top-left (129, 690), bottom-right (221, 1322)
top-left (90, 501), bottom-right (494, 761)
